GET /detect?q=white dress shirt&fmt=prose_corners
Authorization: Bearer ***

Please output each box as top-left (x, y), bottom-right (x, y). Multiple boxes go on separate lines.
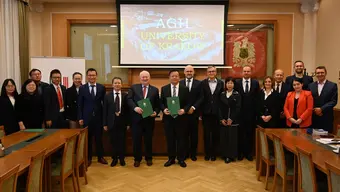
top-left (53, 84), bottom-right (64, 112)
top-left (275, 82), bottom-right (282, 93)
top-left (186, 78), bottom-right (193, 92)
top-left (318, 80), bottom-right (327, 96)
top-left (142, 84), bottom-right (149, 99)
top-left (113, 90), bottom-right (122, 112)
top-left (8, 95), bottom-right (15, 106)
top-left (242, 78), bottom-right (251, 92)
top-left (171, 83), bottom-right (179, 97)
top-left (226, 90), bottom-right (233, 98)
top-left (208, 78), bottom-right (217, 94)
top-left (76, 87), bottom-right (79, 94)
top-left (88, 82), bottom-right (97, 96)
top-left (263, 89), bottom-right (273, 100)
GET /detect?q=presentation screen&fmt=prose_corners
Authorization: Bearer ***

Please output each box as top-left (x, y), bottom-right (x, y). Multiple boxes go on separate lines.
top-left (119, 4), bottom-right (226, 65)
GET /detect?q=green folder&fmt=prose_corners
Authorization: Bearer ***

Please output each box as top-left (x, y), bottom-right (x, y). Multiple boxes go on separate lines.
top-left (166, 97), bottom-right (180, 116)
top-left (137, 98), bottom-right (154, 118)
top-left (22, 129), bottom-right (45, 133)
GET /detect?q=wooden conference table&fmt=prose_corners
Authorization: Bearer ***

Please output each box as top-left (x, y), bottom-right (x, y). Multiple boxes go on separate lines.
top-left (255, 128), bottom-right (340, 174)
top-left (0, 129), bottom-right (81, 191)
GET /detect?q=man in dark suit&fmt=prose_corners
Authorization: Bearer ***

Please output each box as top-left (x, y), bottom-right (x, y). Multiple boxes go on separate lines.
top-left (273, 69), bottom-right (289, 127)
top-left (127, 70), bottom-right (160, 167)
top-left (161, 69), bottom-right (190, 168)
top-left (180, 65), bottom-right (201, 161)
top-left (285, 60), bottom-right (313, 91)
top-left (78, 68), bottom-right (107, 165)
top-left (199, 65), bottom-right (224, 161)
top-left (66, 72), bottom-right (82, 128)
top-left (44, 69), bottom-right (67, 128)
top-left (235, 65), bottom-right (260, 161)
top-left (309, 66), bottom-right (338, 133)
top-left (103, 77), bottom-right (129, 167)
top-left (29, 68), bottom-right (49, 96)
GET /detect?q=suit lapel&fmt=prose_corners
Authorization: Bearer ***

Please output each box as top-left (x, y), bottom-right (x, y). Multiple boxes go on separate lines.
top-left (319, 81), bottom-right (329, 97)
top-left (146, 86), bottom-right (152, 98)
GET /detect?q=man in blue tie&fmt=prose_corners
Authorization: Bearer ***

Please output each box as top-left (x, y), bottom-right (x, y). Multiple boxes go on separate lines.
top-left (78, 68), bottom-right (107, 166)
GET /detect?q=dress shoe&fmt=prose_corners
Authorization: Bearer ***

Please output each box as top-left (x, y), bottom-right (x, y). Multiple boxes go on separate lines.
top-left (190, 156), bottom-right (197, 161)
top-left (164, 159), bottom-right (175, 167)
top-left (110, 159), bottom-right (118, 167)
top-left (98, 157), bottom-right (108, 164)
top-left (225, 158), bottom-right (231, 164)
top-left (119, 159), bottom-right (126, 166)
top-left (146, 160), bottom-right (153, 166)
top-left (211, 156), bottom-right (216, 161)
top-left (178, 161), bottom-right (187, 168)
top-left (204, 156), bottom-right (210, 161)
top-left (238, 155), bottom-right (244, 161)
top-left (246, 155), bottom-right (253, 161)
top-left (134, 161), bottom-right (140, 167)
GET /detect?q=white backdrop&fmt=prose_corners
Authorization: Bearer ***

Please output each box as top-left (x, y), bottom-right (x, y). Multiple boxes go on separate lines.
top-left (30, 57), bottom-right (86, 88)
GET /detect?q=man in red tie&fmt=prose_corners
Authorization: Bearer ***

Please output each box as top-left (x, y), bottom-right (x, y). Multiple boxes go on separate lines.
top-left (127, 70), bottom-right (160, 167)
top-left (44, 69), bottom-right (67, 128)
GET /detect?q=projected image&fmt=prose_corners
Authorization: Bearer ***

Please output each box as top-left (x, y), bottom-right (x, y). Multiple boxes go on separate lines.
top-left (120, 4), bottom-right (225, 65)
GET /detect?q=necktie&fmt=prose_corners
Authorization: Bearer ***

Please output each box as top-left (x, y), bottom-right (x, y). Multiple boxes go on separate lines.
top-left (245, 80), bottom-right (249, 93)
top-left (115, 92), bottom-right (120, 112)
top-left (143, 86), bottom-right (147, 98)
top-left (186, 79), bottom-right (191, 91)
top-left (172, 86), bottom-right (177, 97)
top-left (57, 86), bottom-right (63, 109)
top-left (276, 83), bottom-right (280, 93)
top-left (90, 85), bottom-right (95, 99)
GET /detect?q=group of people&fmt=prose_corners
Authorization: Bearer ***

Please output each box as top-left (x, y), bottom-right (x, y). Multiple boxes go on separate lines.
top-left (0, 60), bottom-right (338, 168)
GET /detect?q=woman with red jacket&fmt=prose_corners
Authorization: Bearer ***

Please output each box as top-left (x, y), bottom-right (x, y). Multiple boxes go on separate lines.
top-left (284, 78), bottom-right (313, 128)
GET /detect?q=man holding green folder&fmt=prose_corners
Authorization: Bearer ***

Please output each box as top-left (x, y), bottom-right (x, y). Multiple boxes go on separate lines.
top-left (160, 69), bottom-right (190, 168)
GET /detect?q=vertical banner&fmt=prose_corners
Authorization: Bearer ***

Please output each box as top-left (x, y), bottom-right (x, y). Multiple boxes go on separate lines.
top-left (223, 31), bottom-right (267, 78)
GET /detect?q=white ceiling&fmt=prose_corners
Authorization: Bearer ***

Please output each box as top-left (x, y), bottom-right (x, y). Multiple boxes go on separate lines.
top-left (31, 0), bottom-right (301, 3)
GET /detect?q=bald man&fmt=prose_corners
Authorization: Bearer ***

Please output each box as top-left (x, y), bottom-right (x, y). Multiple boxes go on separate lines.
top-left (273, 69), bottom-right (289, 127)
top-left (179, 65), bottom-right (202, 161)
top-left (127, 70), bottom-right (160, 167)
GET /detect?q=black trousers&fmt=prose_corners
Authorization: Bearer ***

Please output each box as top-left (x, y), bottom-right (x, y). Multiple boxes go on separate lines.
top-left (164, 115), bottom-right (187, 161)
top-left (109, 116), bottom-right (126, 160)
top-left (87, 115), bottom-right (104, 160)
top-left (131, 118), bottom-right (154, 162)
top-left (202, 114), bottom-right (220, 157)
top-left (220, 125), bottom-right (238, 159)
top-left (239, 118), bottom-right (255, 157)
top-left (187, 114), bottom-right (199, 156)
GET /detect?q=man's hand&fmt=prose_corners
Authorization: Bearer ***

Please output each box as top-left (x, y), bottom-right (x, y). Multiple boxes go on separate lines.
top-left (19, 123), bottom-right (26, 130)
top-left (221, 119), bottom-right (227, 126)
top-left (163, 108), bottom-right (170, 115)
top-left (134, 107), bottom-right (143, 115)
top-left (227, 119), bottom-right (233, 126)
top-left (79, 120), bottom-right (84, 126)
top-left (178, 109), bottom-right (185, 115)
top-left (188, 107), bottom-right (195, 115)
top-left (296, 118), bottom-right (302, 125)
top-left (126, 126), bottom-right (130, 130)
top-left (46, 120), bottom-right (52, 127)
top-left (314, 108), bottom-right (323, 116)
top-left (280, 111), bottom-right (285, 119)
top-left (264, 116), bottom-right (272, 123)
top-left (103, 126), bottom-right (108, 131)
top-left (150, 111), bottom-right (157, 117)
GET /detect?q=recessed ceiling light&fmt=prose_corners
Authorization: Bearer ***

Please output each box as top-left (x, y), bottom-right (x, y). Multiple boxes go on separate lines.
top-left (110, 25), bottom-right (117, 28)
top-left (227, 24), bottom-right (234, 27)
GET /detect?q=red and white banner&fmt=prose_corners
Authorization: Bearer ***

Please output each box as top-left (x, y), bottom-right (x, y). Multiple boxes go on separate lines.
top-left (223, 31), bottom-right (267, 78)
top-left (63, 77), bottom-right (69, 88)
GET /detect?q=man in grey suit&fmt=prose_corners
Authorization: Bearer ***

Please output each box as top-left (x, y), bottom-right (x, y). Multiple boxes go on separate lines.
top-left (103, 77), bottom-right (129, 167)
top-left (309, 66), bottom-right (338, 133)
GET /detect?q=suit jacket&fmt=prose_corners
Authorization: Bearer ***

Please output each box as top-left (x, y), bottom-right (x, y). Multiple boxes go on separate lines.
top-left (309, 80), bottom-right (338, 131)
top-left (276, 82), bottom-right (289, 112)
top-left (284, 90), bottom-right (314, 127)
top-left (179, 78), bottom-right (202, 117)
top-left (127, 84), bottom-right (160, 122)
top-left (65, 85), bottom-right (79, 121)
top-left (256, 90), bottom-right (280, 128)
top-left (0, 96), bottom-right (19, 135)
top-left (37, 81), bottom-right (49, 96)
top-left (218, 90), bottom-right (241, 124)
top-left (285, 75), bottom-right (313, 92)
top-left (77, 83), bottom-right (106, 127)
top-left (103, 91), bottom-right (129, 130)
top-left (198, 78), bottom-right (224, 116)
top-left (160, 83), bottom-right (190, 121)
top-left (235, 79), bottom-right (260, 120)
top-left (16, 93), bottom-right (44, 128)
top-left (44, 84), bottom-right (67, 122)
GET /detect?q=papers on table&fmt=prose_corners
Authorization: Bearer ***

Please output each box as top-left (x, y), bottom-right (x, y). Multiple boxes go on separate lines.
top-left (316, 138), bottom-right (340, 150)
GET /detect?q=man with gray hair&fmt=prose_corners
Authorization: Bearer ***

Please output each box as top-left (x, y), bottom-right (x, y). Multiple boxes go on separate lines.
top-left (127, 70), bottom-right (160, 167)
top-left (273, 69), bottom-right (289, 127)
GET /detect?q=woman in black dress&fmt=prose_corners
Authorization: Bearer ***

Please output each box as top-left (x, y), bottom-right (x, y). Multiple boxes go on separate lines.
top-left (257, 76), bottom-right (280, 128)
top-left (0, 79), bottom-right (19, 135)
top-left (16, 79), bottom-right (44, 129)
top-left (219, 77), bottom-right (241, 163)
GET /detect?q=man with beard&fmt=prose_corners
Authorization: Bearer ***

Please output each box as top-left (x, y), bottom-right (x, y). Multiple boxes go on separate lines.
top-left (285, 61), bottom-right (313, 91)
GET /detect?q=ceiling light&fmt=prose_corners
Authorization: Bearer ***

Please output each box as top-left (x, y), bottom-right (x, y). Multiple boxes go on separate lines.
top-left (110, 25), bottom-right (117, 28)
top-left (227, 24), bottom-right (234, 27)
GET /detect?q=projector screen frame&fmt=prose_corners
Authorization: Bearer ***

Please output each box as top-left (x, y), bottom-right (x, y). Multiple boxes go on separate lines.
top-left (116, 0), bottom-right (229, 67)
